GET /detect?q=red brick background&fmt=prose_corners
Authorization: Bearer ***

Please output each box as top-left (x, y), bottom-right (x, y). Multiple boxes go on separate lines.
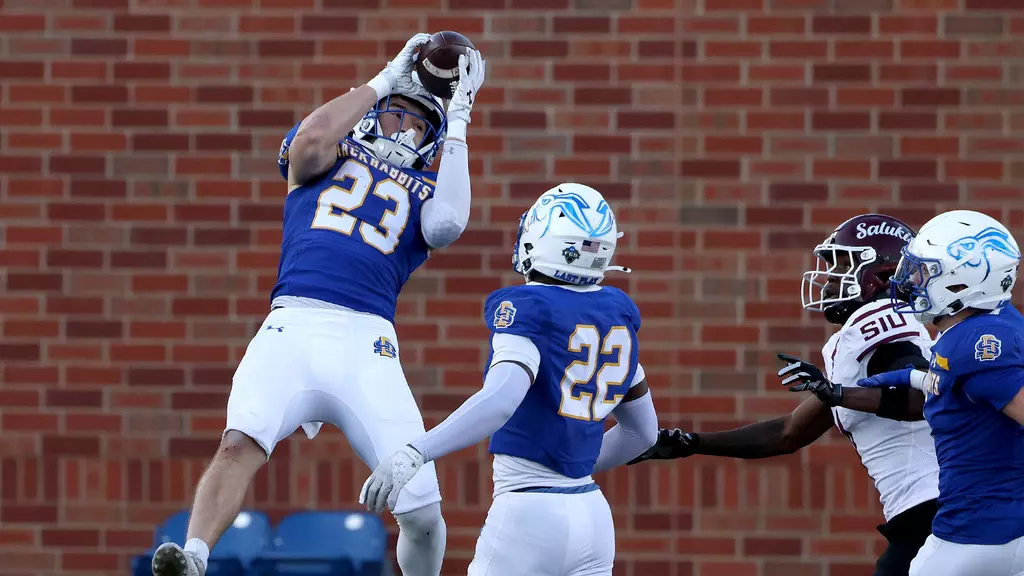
top-left (2, 0), bottom-right (1024, 574)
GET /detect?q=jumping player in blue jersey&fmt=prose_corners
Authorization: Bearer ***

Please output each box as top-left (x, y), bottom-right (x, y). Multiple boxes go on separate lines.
top-left (360, 183), bottom-right (658, 575)
top-left (787, 210), bottom-right (1024, 575)
top-left (152, 34), bottom-right (486, 576)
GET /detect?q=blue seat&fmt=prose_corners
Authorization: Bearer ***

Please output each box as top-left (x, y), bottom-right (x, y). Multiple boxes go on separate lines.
top-left (249, 511), bottom-right (387, 576)
top-left (132, 510), bottom-right (190, 576)
top-left (153, 510), bottom-right (191, 548)
top-left (209, 511), bottom-right (273, 575)
top-left (131, 510), bottom-right (272, 576)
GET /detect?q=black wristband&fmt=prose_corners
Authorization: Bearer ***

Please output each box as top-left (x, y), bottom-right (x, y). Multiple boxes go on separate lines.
top-left (876, 386), bottom-right (911, 421)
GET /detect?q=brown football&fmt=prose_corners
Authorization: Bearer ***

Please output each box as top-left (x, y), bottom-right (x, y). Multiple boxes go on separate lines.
top-left (414, 31), bottom-right (476, 100)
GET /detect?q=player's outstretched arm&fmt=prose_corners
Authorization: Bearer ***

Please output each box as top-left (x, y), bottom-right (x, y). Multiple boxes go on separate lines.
top-left (841, 341), bottom-right (929, 421)
top-left (779, 350), bottom-right (928, 422)
top-left (841, 386), bottom-right (925, 422)
top-left (630, 396), bottom-right (834, 464)
top-left (409, 360), bottom-right (531, 463)
top-left (420, 50), bottom-right (485, 249)
top-left (289, 33), bottom-right (431, 186)
top-left (696, 396), bottom-right (834, 459)
top-left (592, 379), bottom-right (658, 474)
top-left (359, 360), bottom-right (532, 513)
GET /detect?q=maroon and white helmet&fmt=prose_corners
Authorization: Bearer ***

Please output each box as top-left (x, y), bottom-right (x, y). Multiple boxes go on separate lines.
top-left (801, 214), bottom-right (916, 324)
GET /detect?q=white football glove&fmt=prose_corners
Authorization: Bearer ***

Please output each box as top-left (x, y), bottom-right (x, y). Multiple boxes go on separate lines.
top-left (446, 50), bottom-right (486, 141)
top-left (359, 445), bottom-right (424, 514)
top-left (367, 33), bottom-right (432, 102)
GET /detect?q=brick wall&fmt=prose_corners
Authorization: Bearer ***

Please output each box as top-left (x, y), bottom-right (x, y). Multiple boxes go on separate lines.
top-left (2, 0), bottom-right (1023, 575)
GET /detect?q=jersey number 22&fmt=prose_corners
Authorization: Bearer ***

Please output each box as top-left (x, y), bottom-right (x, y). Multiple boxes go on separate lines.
top-left (558, 325), bottom-right (633, 422)
top-left (311, 160), bottom-right (410, 255)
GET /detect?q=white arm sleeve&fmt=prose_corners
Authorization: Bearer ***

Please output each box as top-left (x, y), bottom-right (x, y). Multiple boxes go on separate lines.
top-left (630, 363), bottom-right (646, 387)
top-left (592, 391), bottom-right (658, 474)
top-left (420, 139), bottom-right (470, 249)
top-left (409, 361), bottom-right (531, 463)
top-left (910, 369), bottom-right (928, 392)
top-left (489, 333), bottom-right (541, 377)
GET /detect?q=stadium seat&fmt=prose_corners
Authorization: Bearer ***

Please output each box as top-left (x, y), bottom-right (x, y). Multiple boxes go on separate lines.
top-left (249, 511), bottom-right (387, 576)
top-left (208, 510), bottom-right (273, 575)
top-left (131, 510), bottom-right (272, 576)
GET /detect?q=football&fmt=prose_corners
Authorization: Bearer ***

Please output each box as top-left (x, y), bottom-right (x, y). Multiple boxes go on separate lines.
top-left (414, 31), bottom-right (476, 100)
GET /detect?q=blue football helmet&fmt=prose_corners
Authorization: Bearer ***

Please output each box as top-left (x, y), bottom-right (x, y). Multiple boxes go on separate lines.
top-left (352, 92), bottom-right (447, 170)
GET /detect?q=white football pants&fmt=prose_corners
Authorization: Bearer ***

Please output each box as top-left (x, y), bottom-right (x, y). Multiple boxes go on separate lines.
top-left (224, 306), bottom-right (441, 515)
top-left (910, 533), bottom-right (1024, 576)
top-left (468, 487), bottom-right (615, 576)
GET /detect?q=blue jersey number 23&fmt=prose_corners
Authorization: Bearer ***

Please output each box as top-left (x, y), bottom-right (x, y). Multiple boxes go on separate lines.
top-left (310, 160), bottom-right (410, 255)
top-left (558, 325), bottom-right (633, 422)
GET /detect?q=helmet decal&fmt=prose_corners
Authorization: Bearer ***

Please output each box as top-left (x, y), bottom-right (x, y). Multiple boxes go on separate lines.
top-left (512, 183), bottom-right (625, 286)
top-left (946, 227), bottom-right (1021, 282)
top-left (532, 190), bottom-right (615, 239)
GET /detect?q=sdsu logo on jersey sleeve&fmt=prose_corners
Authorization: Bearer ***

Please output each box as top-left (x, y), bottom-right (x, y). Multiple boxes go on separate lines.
top-left (926, 307), bottom-right (1024, 402)
top-left (483, 287), bottom-right (547, 342)
top-left (493, 301), bottom-right (517, 330)
top-left (975, 333), bottom-right (1002, 362)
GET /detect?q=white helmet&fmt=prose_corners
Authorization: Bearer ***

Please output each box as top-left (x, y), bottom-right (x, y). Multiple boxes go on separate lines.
top-left (351, 92), bottom-right (447, 170)
top-left (891, 209), bottom-right (1020, 322)
top-left (512, 183), bottom-right (628, 285)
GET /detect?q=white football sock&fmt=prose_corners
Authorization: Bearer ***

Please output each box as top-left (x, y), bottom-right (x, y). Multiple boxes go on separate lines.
top-left (183, 538), bottom-right (210, 573)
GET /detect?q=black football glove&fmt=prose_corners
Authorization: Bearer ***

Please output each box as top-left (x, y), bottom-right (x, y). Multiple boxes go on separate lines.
top-left (627, 428), bottom-right (699, 465)
top-left (777, 353), bottom-right (843, 407)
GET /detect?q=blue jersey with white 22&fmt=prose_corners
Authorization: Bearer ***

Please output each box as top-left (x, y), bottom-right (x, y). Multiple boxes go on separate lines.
top-left (485, 284), bottom-right (642, 479)
top-left (274, 132), bottom-right (437, 323)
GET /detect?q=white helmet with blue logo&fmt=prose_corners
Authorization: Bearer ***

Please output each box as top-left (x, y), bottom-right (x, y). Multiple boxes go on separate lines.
top-left (352, 91), bottom-right (448, 170)
top-left (891, 209), bottom-right (1020, 322)
top-left (512, 183), bottom-right (627, 285)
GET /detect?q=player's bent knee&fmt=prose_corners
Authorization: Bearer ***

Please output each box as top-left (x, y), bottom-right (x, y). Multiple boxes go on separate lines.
top-left (216, 430), bottom-right (270, 466)
top-left (395, 502), bottom-right (444, 540)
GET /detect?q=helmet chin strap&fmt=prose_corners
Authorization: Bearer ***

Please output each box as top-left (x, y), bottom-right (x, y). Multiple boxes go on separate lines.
top-left (824, 299), bottom-right (861, 325)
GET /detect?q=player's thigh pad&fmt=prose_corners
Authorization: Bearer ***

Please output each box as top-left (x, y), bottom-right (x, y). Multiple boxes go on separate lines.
top-left (303, 309), bottom-right (440, 515)
top-left (226, 308), bottom-right (323, 456)
top-left (468, 489), bottom-right (614, 576)
top-left (909, 534), bottom-right (1024, 576)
